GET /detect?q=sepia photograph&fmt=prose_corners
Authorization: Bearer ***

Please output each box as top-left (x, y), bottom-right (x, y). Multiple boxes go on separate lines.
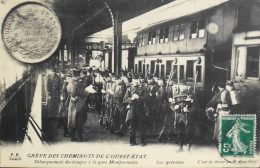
top-left (0, 0), bottom-right (259, 167)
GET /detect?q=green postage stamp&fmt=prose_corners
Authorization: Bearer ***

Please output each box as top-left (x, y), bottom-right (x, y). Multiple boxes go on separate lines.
top-left (220, 115), bottom-right (256, 157)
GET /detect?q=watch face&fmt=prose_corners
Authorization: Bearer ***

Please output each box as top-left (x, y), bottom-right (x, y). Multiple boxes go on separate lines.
top-left (1, 2), bottom-right (62, 63)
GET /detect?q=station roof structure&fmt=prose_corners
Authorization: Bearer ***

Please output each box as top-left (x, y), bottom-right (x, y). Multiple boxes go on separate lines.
top-left (50, 0), bottom-right (177, 41)
top-left (87, 0), bottom-right (230, 41)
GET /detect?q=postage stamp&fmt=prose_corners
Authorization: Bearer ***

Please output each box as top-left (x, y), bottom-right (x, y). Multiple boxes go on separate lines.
top-left (220, 115), bottom-right (256, 157)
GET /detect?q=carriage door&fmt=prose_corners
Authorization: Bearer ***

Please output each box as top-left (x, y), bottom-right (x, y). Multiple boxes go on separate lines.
top-left (186, 60), bottom-right (194, 82)
top-left (161, 64), bottom-right (165, 78)
top-left (166, 61), bottom-right (172, 78)
top-left (151, 61), bottom-right (155, 74)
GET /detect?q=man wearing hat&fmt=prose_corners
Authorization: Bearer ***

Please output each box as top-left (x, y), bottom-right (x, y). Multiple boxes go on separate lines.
top-left (123, 74), bottom-right (149, 146)
top-left (206, 81), bottom-right (228, 143)
top-left (67, 69), bottom-right (89, 141)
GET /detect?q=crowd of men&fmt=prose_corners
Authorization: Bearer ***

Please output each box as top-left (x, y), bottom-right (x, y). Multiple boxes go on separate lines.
top-left (44, 66), bottom-right (242, 151)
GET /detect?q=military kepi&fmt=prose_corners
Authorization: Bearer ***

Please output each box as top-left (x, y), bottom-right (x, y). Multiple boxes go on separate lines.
top-left (72, 69), bottom-right (81, 77)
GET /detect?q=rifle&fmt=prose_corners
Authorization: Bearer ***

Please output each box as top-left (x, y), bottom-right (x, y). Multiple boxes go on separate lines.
top-left (153, 63), bottom-right (157, 77)
top-left (166, 69), bottom-right (176, 90)
top-left (193, 71), bottom-right (198, 94)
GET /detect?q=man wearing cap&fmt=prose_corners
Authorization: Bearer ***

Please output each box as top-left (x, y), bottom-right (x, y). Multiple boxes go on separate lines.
top-left (112, 75), bottom-right (127, 135)
top-left (124, 74), bottom-right (149, 146)
top-left (57, 72), bottom-right (71, 137)
top-left (145, 75), bottom-right (158, 131)
top-left (103, 74), bottom-right (113, 128)
top-left (67, 69), bottom-right (88, 141)
top-left (155, 78), bottom-right (167, 130)
top-left (44, 68), bottom-right (61, 141)
top-left (107, 73), bottom-right (117, 132)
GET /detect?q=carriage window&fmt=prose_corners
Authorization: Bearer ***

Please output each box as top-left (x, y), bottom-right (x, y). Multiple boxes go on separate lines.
top-left (190, 21), bottom-right (197, 39)
top-left (151, 61), bottom-right (155, 74)
top-left (180, 65), bottom-right (184, 80)
top-left (179, 24), bottom-right (185, 40)
top-left (173, 25), bottom-right (180, 41)
top-left (187, 61), bottom-right (194, 82)
top-left (159, 27), bottom-right (169, 43)
top-left (161, 64), bottom-right (165, 77)
top-left (198, 19), bottom-right (205, 38)
top-left (196, 65), bottom-right (202, 82)
top-left (134, 64), bottom-right (137, 73)
top-left (138, 61), bottom-right (142, 73)
top-left (190, 19), bottom-right (205, 39)
top-left (173, 65), bottom-right (178, 80)
top-left (138, 34), bottom-right (142, 46)
top-left (148, 30), bottom-right (156, 45)
top-left (142, 33), bottom-right (145, 46)
top-left (166, 61), bottom-right (172, 77)
top-left (246, 46), bottom-right (260, 78)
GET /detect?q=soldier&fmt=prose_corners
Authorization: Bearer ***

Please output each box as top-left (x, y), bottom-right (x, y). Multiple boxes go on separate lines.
top-left (174, 88), bottom-right (194, 152)
top-left (67, 69), bottom-right (89, 142)
top-left (104, 74), bottom-right (113, 129)
top-left (57, 72), bottom-right (71, 137)
top-left (156, 78), bottom-right (167, 121)
top-left (112, 75), bottom-right (127, 135)
top-left (107, 73), bottom-right (117, 133)
top-left (157, 80), bottom-right (175, 141)
top-left (146, 75), bottom-right (158, 132)
top-left (57, 71), bottom-right (66, 128)
top-left (93, 69), bottom-right (103, 119)
top-left (124, 74), bottom-right (149, 146)
top-left (44, 68), bottom-right (61, 141)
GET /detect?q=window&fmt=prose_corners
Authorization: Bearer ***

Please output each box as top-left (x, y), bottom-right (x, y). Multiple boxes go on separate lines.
top-left (161, 64), bottom-right (165, 77)
top-left (138, 34), bottom-right (142, 46)
top-left (187, 61), bottom-right (194, 82)
top-left (148, 30), bottom-right (156, 45)
top-left (166, 61), bottom-right (172, 76)
top-left (198, 19), bottom-right (205, 38)
top-left (179, 24), bottom-right (185, 40)
top-left (159, 27), bottom-right (169, 43)
top-left (173, 25), bottom-right (180, 41)
top-left (142, 33), bottom-right (145, 46)
top-left (134, 64), bottom-right (137, 73)
top-left (246, 47), bottom-right (259, 78)
top-left (190, 21), bottom-right (197, 39)
top-left (173, 23), bottom-right (185, 41)
top-left (138, 34), bottom-right (146, 46)
top-left (190, 19), bottom-right (205, 38)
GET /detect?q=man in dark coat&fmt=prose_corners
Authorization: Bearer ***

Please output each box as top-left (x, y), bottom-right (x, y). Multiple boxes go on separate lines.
top-left (124, 74), bottom-right (149, 146)
top-left (67, 69), bottom-right (88, 141)
top-left (44, 68), bottom-right (61, 141)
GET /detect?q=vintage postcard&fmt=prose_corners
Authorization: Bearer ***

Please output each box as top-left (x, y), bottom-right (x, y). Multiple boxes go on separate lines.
top-left (0, 0), bottom-right (259, 167)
